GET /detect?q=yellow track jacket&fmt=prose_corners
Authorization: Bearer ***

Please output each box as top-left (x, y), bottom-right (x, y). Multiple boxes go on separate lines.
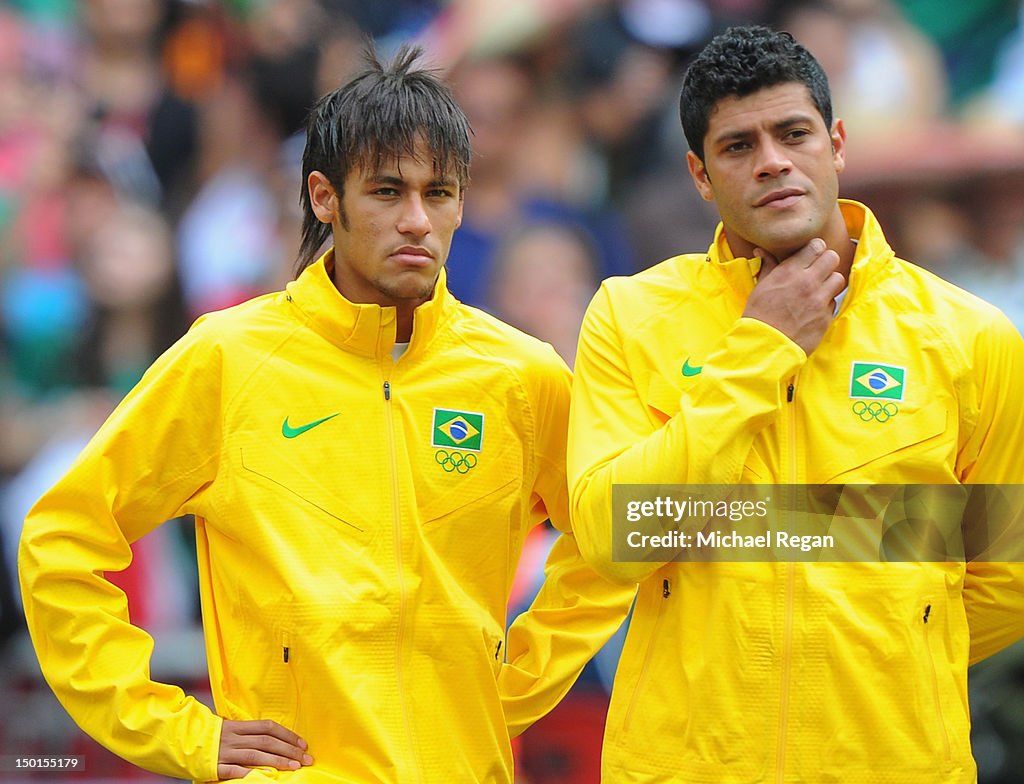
top-left (568, 201), bottom-right (1024, 783)
top-left (19, 253), bottom-right (633, 783)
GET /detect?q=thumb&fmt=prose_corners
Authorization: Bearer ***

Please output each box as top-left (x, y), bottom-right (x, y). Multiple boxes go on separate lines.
top-left (753, 248), bottom-right (779, 280)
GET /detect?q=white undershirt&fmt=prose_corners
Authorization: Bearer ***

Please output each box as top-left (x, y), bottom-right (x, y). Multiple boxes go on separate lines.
top-left (834, 286), bottom-right (849, 317)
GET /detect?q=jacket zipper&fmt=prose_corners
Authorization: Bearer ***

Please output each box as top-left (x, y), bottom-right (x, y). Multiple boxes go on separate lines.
top-left (784, 374), bottom-right (798, 478)
top-left (776, 375), bottom-right (799, 783)
top-left (621, 577), bottom-right (670, 733)
top-left (922, 602), bottom-right (952, 762)
top-left (280, 629), bottom-right (300, 726)
top-left (383, 376), bottom-right (422, 784)
top-left (775, 562), bottom-right (795, 784)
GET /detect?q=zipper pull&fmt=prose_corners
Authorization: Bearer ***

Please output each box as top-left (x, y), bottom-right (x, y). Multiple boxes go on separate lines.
top-left (494, 640), bottom-right (503, 660)
top-left (383, 381), bottom-right (391, 401)
top-left (283, 646), bottom-right (290, 663)
top-left (923, 604), bottom-right (931, 624)
top-left (662, 578), bottom-right (671, 598)
top-left (786, 383), bottom-right (795, 403)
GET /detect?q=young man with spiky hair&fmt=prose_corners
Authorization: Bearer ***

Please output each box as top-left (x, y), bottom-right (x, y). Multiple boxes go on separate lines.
top-left (568, 25), bottom-right (1024, 782)
top-left (19, 45), bottom-right (632, 782)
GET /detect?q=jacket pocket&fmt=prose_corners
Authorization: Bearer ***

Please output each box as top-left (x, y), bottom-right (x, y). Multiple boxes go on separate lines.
top-left (610, 566), bottom-right (774, 780)
top-left (817, 401), bottom-right (949, 482)
top-left (419, 474), bottom-right (518, 526)
top-left (226, 616), bottom-right (300, 729)
top-left (920, 598), bottom-right (952, 763)
top-left (240, 447), bottom-right (370, 538)
top-left (276, 628), bottom-right (303, 728)
top-left (419, 476), bottom-right (520, 606)
top-left (801, 565), bottom-right (962, 774)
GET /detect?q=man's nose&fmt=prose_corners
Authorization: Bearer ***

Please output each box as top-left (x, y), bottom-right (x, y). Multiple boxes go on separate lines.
top-left (755, 140), bottom-right (793, 179)
top-left (398, 195), bottom-right (431, 235)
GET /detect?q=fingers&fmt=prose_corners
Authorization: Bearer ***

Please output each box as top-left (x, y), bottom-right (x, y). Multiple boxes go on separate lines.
top-left (218, 762), bottom-right (260, 780)
top-left (228, 718), bottom-right (306, 748)
top-left (756, 239), bottom-right (841, 280)
top-left (217, 747), bottom-right (307, 781)
top-left (825, 270), bottom-right (846, 299)
top-left (218, 719), bottom-right (314, 780)
top-left (794, 238), bottom-right (841, 279)
top-left (743, 237), bottom-right (847, 356)
top-left (800, 237), bottom-right (828, 267)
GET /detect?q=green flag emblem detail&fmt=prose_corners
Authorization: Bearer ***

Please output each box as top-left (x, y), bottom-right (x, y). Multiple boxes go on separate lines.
top-left (849, 362), bottom-right (906, 401)
top-left (432, 409), bottom-right (484, 451)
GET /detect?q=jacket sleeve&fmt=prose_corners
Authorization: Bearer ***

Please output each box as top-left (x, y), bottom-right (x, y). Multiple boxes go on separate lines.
top-left (18, 324), bottom-right (224, 781)
top-left (957, 310), bottom-right (1024, 664)
top-left (498, 347), bottom-right (637, 737)
top-left (567, 282), bottom-right (805, 584)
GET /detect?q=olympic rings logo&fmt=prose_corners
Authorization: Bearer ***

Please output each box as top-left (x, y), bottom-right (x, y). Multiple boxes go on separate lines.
top-left (852, 401), bottom-right (899, 422)
top-left (435, 449), bottom-right (478, 473)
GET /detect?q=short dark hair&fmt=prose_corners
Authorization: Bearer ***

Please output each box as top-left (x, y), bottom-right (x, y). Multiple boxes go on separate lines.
top-left (680, 26), bottom-right (833, 162)
top-left (296, 43), bottom-right (472, 274)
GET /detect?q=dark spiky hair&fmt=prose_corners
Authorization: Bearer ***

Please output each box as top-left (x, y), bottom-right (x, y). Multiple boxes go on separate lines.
top-left (295, 43), bottom-right (472, 275)
top-left (680, 26), bottom-right (833, 162)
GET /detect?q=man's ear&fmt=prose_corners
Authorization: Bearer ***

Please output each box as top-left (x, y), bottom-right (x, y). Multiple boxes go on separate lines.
top-left (308, 171), bottom-right (338, 224)
top-left (687, 151), bottom-right (714, 202)
top-left (831, 118), bottom-right (847, 175)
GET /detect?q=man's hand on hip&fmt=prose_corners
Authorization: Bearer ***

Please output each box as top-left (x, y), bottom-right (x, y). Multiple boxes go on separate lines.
top-left (218, 719), bottom-right (313, 779)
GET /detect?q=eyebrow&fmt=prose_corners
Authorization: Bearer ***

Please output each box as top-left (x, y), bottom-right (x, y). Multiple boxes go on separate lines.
top-left (712, 113), bottom-right (818, 146)
top-left (366, 173), bottom-right (457, 188)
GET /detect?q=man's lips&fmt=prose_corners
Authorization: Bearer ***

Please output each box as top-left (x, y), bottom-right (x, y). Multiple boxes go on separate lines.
top-left (754, 188), bottom-right (805, 208)
top-left (390, 247), bottom-right (434, 265)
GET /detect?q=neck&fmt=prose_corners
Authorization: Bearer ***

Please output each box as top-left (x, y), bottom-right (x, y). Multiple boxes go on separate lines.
top-left (395, 308), bottom-right (415, 343)
top-left (727, 206), bottom-right (854, 280)
top-left (822, 206), bottom-right (855, 281)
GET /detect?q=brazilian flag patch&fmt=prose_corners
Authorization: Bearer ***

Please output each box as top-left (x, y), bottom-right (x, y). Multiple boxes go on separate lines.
top-left (849, 362), bottom-right (906, 401)
top-left (432, 408), bottom-right (484, 451)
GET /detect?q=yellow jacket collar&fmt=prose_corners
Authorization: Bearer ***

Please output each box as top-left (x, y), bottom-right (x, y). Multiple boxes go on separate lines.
top-left (706, 199), bottom-right (894, 291)
top-left (285, 249), bottom-right (455, 358)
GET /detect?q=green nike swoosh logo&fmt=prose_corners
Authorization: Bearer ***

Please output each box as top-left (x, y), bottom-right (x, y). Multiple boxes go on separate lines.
top-left (282, 413), bottom-right (339, 438)
top-left (681, 359), bottom-right (703, 377)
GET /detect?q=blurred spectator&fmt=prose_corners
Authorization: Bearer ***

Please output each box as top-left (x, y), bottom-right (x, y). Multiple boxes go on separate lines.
top-left (962, 2), bottom-right (1024, 127)
top-left (241, 0), bottom-right (325, 138)
top-left (562, 6), bottom-right (685, 202)
top-left (175, 67), bottom-right (284, 318)
top-left (897, 193), bottom-right (1024, 333)
top-left (445, 53), bottom-right (636, 307)
top-left (175, 1), bottom-right (367, 318)
top-left (621, 151), bottom-right (723, 270)
top-left (971, 642), bottom-right (1024, 783)
top-left (2, 202), bottom-right (194, 639)
top-left (73, 202), bottom-right (189, 393)
top-left (77, 0), bottom-right (200, 209)
top-left (488, 221), bottom-right (601, 367)
top-left (0, 7), bottom-right (85, 398)
top-left (0, 1), bottom-right (1022, 778)
top-left (891, 0), bottom-right (1020, 109)
top-left (779, 0), bottom-right (948, 143)
top-left (0, 146), bottom-right (118, 479)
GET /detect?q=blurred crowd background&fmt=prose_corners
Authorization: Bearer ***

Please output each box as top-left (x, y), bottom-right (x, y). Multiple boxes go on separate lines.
top-left (1, 0), bottom-right (1023, 781)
